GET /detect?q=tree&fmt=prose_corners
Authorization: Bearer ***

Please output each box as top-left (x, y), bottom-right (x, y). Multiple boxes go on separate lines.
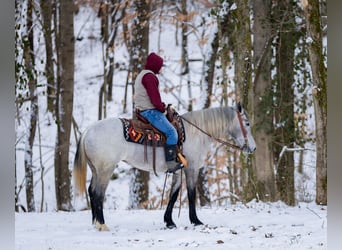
top-left (98, 1), bottom-right (127, 119)
top-left (301, 0), bottom-right (327, 205)
top-left (179, 0), bottom-right (193, 111)
top-left (203, 31), bottom-right (219, 109)
top-left (273, 0), bottom-right (300, 206)
top-left (128, 0), bottom-right (151, 209)
top-left (40, 0), bottom-right (55, 113)
top-left (54, 0), bottom-right (75, 211)
top-left (250, 0), bottom-right (277, 202)
top-left (22, 0), bottom-right (37, 212)
top-left (198, 1), bottom-right (231, 207)
top-left (226, 0), bottom-right (253, 202)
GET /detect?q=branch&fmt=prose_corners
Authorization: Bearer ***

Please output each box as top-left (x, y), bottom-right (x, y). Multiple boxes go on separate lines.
top-left (276, 146), bottom-right (313, 169)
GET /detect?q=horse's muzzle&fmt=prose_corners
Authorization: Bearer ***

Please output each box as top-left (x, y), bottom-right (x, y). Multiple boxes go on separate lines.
top-left (249, 146), bottom-right (256, 154)
top-left (242, 145), bottom-right (256, 154)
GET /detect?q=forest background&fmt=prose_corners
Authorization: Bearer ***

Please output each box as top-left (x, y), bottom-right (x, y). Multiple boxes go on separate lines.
top-left (14, 0), bottom-right (327, 216)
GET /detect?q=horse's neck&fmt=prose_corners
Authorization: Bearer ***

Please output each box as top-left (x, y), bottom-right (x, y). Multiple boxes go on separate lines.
top-left (182, 107), bottom-right (234, 142)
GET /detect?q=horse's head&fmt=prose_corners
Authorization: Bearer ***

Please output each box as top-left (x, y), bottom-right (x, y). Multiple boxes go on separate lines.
top-left (230, 102), bottom-right (256, 154)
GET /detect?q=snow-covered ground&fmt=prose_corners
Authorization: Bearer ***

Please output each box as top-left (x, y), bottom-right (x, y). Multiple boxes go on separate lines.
top-left (15, 201), bottom-right (326, 250)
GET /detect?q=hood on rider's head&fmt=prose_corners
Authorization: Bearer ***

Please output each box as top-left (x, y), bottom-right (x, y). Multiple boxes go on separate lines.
top-left (145, 52), bottom-right (164, 74)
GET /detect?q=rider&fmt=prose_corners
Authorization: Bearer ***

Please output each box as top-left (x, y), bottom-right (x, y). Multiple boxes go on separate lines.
top-left (134, 52), bottom-right (184, 173)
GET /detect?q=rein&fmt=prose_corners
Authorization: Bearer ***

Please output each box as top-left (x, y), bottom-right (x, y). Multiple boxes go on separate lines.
top-left (161, 169), bottom-right (184, 219)
top-left (180, 116), bottom-right (243, 151)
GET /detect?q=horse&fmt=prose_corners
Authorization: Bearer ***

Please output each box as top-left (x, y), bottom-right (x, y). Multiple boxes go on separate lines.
top-left (73, 102), bottom-right (256, 231)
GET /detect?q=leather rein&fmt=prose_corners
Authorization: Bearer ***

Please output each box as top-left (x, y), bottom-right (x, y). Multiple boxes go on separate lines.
top-left (180, 110), bottom-right (248, 151)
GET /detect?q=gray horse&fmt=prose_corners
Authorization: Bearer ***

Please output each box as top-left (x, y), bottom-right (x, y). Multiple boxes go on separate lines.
top-left (73, 103), bottom-right (256, 231)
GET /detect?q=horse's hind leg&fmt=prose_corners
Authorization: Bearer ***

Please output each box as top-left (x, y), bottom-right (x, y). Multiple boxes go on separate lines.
top-left (164, 172), bottom-right (182, 229)
top-left (88, 176), bottom-right (110, 231)
top-left (88, 178), bottom-right (96, 223)
top-left (88, 164), bottom-right (114, 231)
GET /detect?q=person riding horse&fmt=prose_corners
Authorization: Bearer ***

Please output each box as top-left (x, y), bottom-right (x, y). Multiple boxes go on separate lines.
top-left (134, 52), bottom-right (184, 173)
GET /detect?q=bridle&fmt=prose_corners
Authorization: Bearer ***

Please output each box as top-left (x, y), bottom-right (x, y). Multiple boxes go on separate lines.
top-left (236, 110), bottom-right (248, 151)
top-left (180, 109), bottom-right (249, 151)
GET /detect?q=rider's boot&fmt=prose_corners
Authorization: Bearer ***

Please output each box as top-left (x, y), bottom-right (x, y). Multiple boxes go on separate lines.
top-left (164, 144), bottom-right (184, 174)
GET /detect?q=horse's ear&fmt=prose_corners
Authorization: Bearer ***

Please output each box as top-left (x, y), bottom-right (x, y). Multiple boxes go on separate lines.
top-left (237, 102), bottom-right (242, 113)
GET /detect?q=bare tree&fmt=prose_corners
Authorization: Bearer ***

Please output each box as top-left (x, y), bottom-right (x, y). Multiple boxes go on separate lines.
top-left (54, 0), bottom-right (75, 211)
top-left (128, 0), bottom-right (151, 209)
top-left (226, 0), bottom-right (253, 201)
top-left (179, 0), bottom-right (193, 111)
top-left (273, 0), bottom-right (300, 206)
top-left (203, 32), bottom-right (219, 109)
top-left (40, 0), bottom-right (55, 113)
top-left (98, 1), bottom-right (127, 119)
top-left (301, 0), bottom-right (327, 205)
top-left (251, 0), bottom-right (277, 202)
top-left (198, 3), bottom-right (230, 207)
top-left (23, 0), bottom-right (37, 212)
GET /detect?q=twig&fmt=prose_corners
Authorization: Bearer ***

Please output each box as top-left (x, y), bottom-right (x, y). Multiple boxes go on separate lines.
top-left (37, 104), bottom-right (45, 212)
top-left (306, 206), bottom-right (322, 219)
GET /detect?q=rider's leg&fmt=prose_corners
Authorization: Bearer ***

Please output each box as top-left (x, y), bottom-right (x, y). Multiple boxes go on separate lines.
top-left (140, 109), bottom-right (184, 173)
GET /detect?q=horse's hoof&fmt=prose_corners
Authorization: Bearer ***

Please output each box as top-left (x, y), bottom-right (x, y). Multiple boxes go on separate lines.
top-left (166, 223), bottom-right (177, 229)
top-left (193, 220), bottom-right (204, 226)
top-left (94, 221), bottom-right (110, 231)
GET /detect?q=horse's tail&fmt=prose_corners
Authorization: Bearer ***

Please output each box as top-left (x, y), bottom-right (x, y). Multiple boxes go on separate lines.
top-left (73, 132), bottom-right (87, 197)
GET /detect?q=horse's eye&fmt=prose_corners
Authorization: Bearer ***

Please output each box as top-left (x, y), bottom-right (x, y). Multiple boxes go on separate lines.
top-left (245, 122), bottom-right (250, 126)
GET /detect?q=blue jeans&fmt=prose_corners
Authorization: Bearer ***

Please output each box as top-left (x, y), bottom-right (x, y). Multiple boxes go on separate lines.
top-left (140, 109), bottom-right (178, 145)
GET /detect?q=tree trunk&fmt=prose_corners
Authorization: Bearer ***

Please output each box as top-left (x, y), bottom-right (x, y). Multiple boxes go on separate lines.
top-left (301, 0), bottom-right (327, 205)
top-left (41, 0), bottom-right (55, 113)
top-left (199, 9), bottom-right (228, 206)
top-left (24, 0), bottom-right (36, 212)
top-left (251, 0), bottom-right (277, 202)
top-left (180, 0), bottom-right (189, 76)
top-left (228, 0), bottom-right (252, 107)
top-left (273, 0), bottom-right (299, 206)
top-left (227, 0), bottom-right (253, 202)
top-left (106, 1), bottom-right (127, 102)
top-left (180, 0), bottom-right (192, 111)
top-left (199, 44), bottom-right (213, 204)
top-left (129, 0), bottom-right (150, 209)
top-left (54, 0), bottom-right (74, 211)
top-left (203, 32), bottom-right (219, 109)
top-left (98, 2), bottom-right (108, 120)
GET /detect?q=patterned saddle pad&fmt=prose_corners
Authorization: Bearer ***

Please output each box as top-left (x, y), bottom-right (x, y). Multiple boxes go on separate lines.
top-left (120, 109), bottom-right (186, 147)
top-left (120, 118), bottom-right (165, 146)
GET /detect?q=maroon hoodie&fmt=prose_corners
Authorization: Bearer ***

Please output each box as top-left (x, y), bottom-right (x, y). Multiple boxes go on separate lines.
top-left (141, 53), bottom-right (165, 112)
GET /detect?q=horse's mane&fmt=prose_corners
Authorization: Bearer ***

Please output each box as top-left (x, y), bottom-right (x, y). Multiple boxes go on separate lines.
top-left (181, 107), bottom-right (236, 141)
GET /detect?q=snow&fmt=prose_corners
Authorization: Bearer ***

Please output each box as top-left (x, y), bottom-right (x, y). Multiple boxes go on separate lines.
top-left (15, 201), bottom-right (326, 250)
top-left (15, 4), bottom-right (326, 250)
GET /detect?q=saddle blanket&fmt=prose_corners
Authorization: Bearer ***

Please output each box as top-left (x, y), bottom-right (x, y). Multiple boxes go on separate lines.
top-left (120, 118), bottom-right (165, 147)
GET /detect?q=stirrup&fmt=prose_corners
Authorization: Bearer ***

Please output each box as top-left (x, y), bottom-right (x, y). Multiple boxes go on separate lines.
top-left (177, 152), bottom-right (188, 167)
top-left (165, 164), bottom-right (184, 174)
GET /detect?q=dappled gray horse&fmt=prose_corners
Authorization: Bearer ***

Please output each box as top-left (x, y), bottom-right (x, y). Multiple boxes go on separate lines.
top-left (73, 103), bottom-right (256, 231)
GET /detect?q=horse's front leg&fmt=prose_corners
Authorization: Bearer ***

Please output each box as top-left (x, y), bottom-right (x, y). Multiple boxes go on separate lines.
top-left (164, 172), bottom-right (182, 229)
top-left (185, 167), bottom-right (203, 226)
